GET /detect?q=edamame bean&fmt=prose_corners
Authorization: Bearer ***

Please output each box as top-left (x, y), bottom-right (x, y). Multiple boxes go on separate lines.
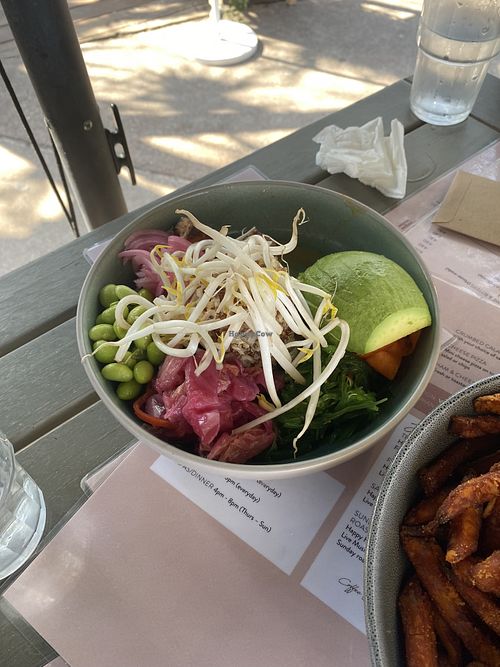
top-left (99, 284), bottom-right (118, 308)
top-left (123, 349), bottom-right (145, 369)
top-left (133, 360), bottom-right (154, 384)
top-left (127, 305), bottom-right (148, 325)
top-left (138, 288), bottom-right (154, 301)
top-left (100, 302), bottom-right (129, 325)
top-left (146, 341), bottom-right (166, 366)
top-left (95, 313), bottom-right (105, 325)
top-left (134, 334), bottom-right (152, 350)
top-left (99, 301), bottom-right (123, 324)
top-left (116, 379), bottom-right (142, 401)
top-left (89, 323), bottom-right (117, 341)
top-left (93, 341), bottom-right (117, 364)
top-left (101, 363), bottom-right (134, 383)
top-left (100, 305), bottom-right (117, 325)
top-left (113, 322), bottom-right (128, 339)
top-left (115, 284), bottom-right (137, 300)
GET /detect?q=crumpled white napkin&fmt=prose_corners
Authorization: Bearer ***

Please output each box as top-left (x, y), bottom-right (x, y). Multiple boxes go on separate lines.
top-left (313, 117), bottom-right (407, 199)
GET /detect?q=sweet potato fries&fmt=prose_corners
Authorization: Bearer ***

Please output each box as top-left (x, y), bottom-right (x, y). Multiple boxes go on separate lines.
top-left (399, 391), bottom-right (500, 666)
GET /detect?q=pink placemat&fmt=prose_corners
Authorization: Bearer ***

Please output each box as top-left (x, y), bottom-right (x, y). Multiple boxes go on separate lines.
top-left (5, 444), bottom-right (369, 667)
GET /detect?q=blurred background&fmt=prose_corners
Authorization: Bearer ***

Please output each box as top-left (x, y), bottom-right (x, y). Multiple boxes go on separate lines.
top-left (1, 0), bottom-right (498, 276)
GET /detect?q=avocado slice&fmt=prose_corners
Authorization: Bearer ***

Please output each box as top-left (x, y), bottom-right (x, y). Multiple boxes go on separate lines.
top-left (300, 251), bottom-right (432, 355)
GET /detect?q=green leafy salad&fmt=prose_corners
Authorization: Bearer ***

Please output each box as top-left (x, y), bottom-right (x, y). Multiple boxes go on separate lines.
top-left (267, 348), bottom-right (384, 461)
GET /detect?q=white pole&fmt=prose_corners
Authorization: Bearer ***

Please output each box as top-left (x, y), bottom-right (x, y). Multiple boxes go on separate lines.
top-left (209, 0), bottom-right (221, 25)
top-left (208, 0), bottom-right (221, 38)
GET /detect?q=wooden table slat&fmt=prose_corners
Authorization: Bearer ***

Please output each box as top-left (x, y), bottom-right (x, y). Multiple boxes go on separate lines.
top-left (0, 210), bottom-right (144, 359)
top-left (403, 117), bottom-right (500, 188)
top-left (0, 599), bottom-right (54, 667)
top-left (17, 402), bottom-right (134, 533)
top-left (471, 73), bottom-right (500, 131)
top-left (0, 318), bottom-right (99, 450)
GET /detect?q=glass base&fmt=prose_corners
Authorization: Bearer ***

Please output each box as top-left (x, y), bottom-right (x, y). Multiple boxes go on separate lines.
top-left (0, 486), bottom-right (46, 580)
top-left (410, 102), bottom-right (470, 126)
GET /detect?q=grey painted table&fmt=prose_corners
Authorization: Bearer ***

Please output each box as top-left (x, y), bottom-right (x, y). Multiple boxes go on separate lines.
top-left (1, 76), bottom-right (500, 666)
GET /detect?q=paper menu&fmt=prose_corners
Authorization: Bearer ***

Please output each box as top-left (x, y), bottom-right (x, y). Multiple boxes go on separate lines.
top-left (302, 413), bottom-right (420, 633)
top-left (150, 456), bottom-right (344, 575)
top-left (404, 213), bottom-right (500, 309)
top-left (431, 278), bottom-right (500, 388)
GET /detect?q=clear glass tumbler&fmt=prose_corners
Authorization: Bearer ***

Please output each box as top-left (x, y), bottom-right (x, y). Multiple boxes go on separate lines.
top-left (0, 432), bottom-right (46, 579)
top-left (410, 0), bottom-right (500, 126)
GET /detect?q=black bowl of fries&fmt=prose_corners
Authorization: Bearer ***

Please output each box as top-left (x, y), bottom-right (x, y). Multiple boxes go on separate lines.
top-left (364, 374), bottom-right (500, 666)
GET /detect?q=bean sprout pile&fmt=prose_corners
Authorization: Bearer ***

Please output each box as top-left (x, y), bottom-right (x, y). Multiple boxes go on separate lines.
top-left (92, 208), bottom-right (350, 450)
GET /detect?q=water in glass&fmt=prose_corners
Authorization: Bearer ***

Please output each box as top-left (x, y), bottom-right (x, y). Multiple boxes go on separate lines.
top-left (0, 433), bottom-right (46, 579)
top-left (411, 1), bottom-right (500, 125)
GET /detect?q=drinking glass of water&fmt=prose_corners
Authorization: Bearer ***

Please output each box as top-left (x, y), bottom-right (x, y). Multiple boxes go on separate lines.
top-left (0, 431), bottom-right (46, 579)
top-left (411, 0), bottom-right (500, 125)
